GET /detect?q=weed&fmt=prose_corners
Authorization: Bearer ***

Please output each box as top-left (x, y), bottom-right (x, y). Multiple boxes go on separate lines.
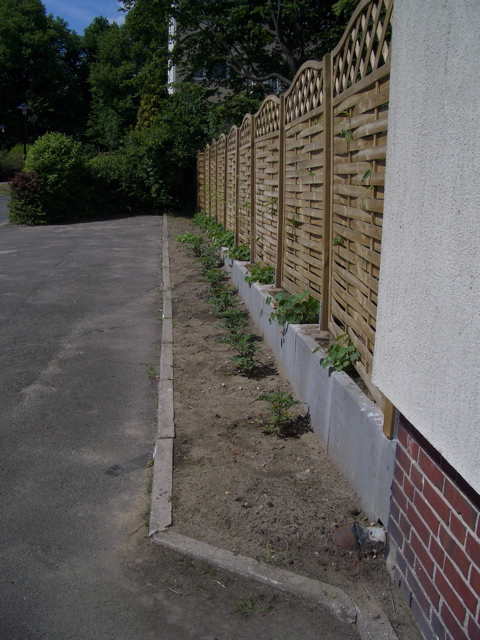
top-left (265, 290), bottom-right (319, 325)
top-left (146, 473), bottom-right (153, 495)
top-left (256, 390), bottom-right (302, 437)
top-left (321, 333), bottom-right (359, 374)
top-left (244, 263), bottom-right (275, 285)
top-left (233, 594), bottom-right (270, 615)
top-left (146, 363), bottom-right (158, 379)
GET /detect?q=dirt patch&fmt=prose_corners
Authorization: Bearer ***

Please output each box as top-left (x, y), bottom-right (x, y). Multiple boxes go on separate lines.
top-left (165, 214), bottom-right (420, 640)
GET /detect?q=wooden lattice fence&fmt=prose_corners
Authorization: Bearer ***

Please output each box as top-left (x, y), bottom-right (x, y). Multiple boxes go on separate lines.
top-left (197, 0), bottom-right (393, 411)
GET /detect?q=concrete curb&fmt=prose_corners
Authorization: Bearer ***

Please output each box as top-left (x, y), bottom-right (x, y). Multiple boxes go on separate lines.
top-left (149, 216), bottom-right (399, 640)
top-left (153, 530), bottom-right (356, 624)
top-left (149, 216), bottom-right (175, 536)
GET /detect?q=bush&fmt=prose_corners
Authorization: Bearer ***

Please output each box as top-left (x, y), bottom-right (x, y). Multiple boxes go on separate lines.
top-left (87, 152), bottom-right (134, 215)
top-left (0, 144), bottom-right (26, 181)
top-left (23, 132), bottom-right (90, 223)
top-left (8, 171), bottom-right (46, 225)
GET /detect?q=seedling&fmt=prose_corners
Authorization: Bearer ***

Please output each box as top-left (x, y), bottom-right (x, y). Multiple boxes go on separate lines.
top-left (265, 290), bottom-right (319, 325)
top-left (321, 333), bottom-right (359, 374)
top-left (175, 232), bottom-right (204, 256)
top-left (244, 264), bottom-right (275, 285)
top-left (225, 332), bottom-right (261, 376)
top-left (225, 243), bottom-right (250, 261)
top-left (256, 390), bottom-right (302, 437)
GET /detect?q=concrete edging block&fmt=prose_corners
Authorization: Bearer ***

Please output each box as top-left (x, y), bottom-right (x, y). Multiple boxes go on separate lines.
top-left (149, 437), bottom-right (173, 536)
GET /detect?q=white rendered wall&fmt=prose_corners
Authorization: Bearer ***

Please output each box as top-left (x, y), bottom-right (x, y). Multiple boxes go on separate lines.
top-left (372, 1), bottom-right (480, 491)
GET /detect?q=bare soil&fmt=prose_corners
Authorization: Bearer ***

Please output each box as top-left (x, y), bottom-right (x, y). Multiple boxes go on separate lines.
top-left (165, 214), bottom-right (420, 640)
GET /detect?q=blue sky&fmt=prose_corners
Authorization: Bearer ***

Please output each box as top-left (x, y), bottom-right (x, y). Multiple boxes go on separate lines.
top-left (43, 0), bottom-right (125, 34)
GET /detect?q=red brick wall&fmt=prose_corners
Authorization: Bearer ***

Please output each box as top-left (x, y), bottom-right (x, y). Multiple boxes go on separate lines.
top-left (389, 418), bottom-right (480, 640)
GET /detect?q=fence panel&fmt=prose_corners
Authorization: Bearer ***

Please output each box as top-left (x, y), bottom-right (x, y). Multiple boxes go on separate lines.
top-left (209, 141), bottom-right (217, 219)
top-left (215, 135), bottom-right (226, 225)
top-left (204, 145), bottom-right (211, 216)
top-left (226, 128), bottom-right (238, 233)
top-left (197, 151), bottom-right (205, 211)
top-left (282, 62), bottom-right (326, 301)
top-left (254, 97), bottom-right (281, 268)
top-left (238, 116), bottom-right (253, 247)
top-left (329, 0), bottom-right (392, 403)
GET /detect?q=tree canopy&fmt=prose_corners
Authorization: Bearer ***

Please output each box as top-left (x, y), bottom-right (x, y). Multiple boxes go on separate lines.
top-left (168, 0), bottom-right (353, 94)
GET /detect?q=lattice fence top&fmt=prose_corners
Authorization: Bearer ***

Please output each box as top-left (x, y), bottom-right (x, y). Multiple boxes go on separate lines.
top-left (217, 133), bottom-right (226, 154)
top-left (285, 61), bottom-right (324, 125)
top-left (255, 97), bottom-right (280, 138)
top-left (239, 115), bottom-right (252, 148)
top-left (332, 0), bottom-right (392, 97)
top-left (227, 127), bottom-right (238, 153)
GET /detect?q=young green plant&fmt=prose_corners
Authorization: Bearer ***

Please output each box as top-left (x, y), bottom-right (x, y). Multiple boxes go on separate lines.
top-left (265, 290), bottom-right (319, 325)
top-left (256, 390), bottom-right (302, 437)
top-left (321, 333), bottom-right (359, 374)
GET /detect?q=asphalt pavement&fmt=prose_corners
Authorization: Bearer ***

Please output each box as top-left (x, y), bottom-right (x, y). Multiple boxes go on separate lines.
top-left (0, 216), bottom-right (362, 640)
top-left (0, 194), bottom-right (9, 224)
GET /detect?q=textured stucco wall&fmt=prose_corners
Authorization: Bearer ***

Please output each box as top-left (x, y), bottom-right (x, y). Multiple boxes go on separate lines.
top-left (372, 1), bottom-right (480, 491)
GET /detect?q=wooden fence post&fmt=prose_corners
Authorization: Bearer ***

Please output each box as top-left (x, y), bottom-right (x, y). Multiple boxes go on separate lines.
top-left (234, 127), bottom-right (240, 244)
top-left (214, 141), bottom-right (219, 223)
top-left (275, 95), bottom-right (286, 289)
top-left (250, 115), bottom-right (256, 262)
top-left (321, 53), bottom-right (333, 331)
top-left (222, 137), bottom-right (228, 228)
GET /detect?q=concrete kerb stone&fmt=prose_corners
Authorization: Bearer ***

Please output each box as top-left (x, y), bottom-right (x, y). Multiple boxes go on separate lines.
top-left (149, 218), bottom-right (400, 640)
top-left (149, 437), bottom-right (173, 536)
top-left (150, 215), bottom-right (175, 536)
top-left (153, 531), bottom-right (356, 623)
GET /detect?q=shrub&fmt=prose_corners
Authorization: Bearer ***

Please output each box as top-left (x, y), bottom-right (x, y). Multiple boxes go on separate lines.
top-left (0, 144), bottom-right (26, 181)
top-left (87, 152), bottom-right (135, 215)
top-left (8, 171), bottom-right (46, 225)
top-left (23, 132), bottom-right (90, 223)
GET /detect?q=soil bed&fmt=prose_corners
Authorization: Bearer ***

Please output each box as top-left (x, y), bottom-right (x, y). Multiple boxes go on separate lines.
top-left (166, 214), bottom-right (420, 640)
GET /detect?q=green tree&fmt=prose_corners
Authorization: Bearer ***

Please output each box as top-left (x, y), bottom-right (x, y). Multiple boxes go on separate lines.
top-left (0, 0), bottom-right (89, 146)
top-left (167, 0), bottom-right (352, 94)
top-left (86, 23), bottom-right (139, 148)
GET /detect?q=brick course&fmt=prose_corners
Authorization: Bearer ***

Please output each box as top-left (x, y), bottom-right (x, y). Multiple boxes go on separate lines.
top-left (388, 419), bottom-right (480, 640)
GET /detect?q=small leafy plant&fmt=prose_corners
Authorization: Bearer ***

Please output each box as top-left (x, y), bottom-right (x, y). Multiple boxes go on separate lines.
top-left (225, 243), bottom-right (250, 261)
top-left (175, 231), bottom-right (204, 256)
top-left (244, 263), bottom-right (275, 285)
top-left (208, 287), bottom-right (237, 315)
top-left (265, 290), bottom-right (319, 325)
top-left (225, 332), bottom-right (261, 376)
top-left (234, 594), bottom-right (269, 615)
top-left (321, 333), bottom-right (359, 374)
top-left (256, 390), bottom-right (302, 437)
